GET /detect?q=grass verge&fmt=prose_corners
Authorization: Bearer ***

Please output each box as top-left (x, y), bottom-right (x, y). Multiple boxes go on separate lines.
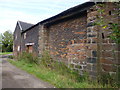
top-left (0, 52), bottom-right (12, 55)
top-left (8, 59), bottom-right (112, 88)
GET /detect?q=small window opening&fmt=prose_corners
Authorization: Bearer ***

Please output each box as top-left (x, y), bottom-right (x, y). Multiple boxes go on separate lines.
top-left (109, 11), bottom-right (112, 15)
top-left (90, 9), bottom-right (94, 11)
top-left (109, 22), bottom-right (113, 25)
top-left (102, 33), bottom-right (104, 39)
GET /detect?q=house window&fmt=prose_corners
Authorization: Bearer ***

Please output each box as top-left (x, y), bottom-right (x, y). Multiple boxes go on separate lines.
top-left (24, 33), bottom-right (26, 39)
top-left (17, 46), bottom-right (20, 51)
top-left (15, 35), bottom-right (17, 40)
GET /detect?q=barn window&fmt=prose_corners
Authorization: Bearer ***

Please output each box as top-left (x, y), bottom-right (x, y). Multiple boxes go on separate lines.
top-left (109, 11), bottom-right (112, 15)
top-left (24, 33), bottom-right (26, 39)
top-left (102, 33), bottom-right (104, 39)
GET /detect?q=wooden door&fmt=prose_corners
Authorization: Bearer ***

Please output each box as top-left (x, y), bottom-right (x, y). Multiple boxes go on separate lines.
top-left (28, 45), bottom-right (33, 53)
top-left (26, 45), bottom-right (33, 53)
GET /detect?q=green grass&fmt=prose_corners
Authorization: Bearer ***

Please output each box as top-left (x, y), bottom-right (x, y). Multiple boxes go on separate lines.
top-left (8, 59), bottom-right (113, 88)
top-left (0, 52), bottom-right (12, 55)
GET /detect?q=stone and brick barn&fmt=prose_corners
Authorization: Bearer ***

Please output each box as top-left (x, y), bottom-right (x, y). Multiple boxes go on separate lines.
top-left (13, 2), bottom-right (119, 77)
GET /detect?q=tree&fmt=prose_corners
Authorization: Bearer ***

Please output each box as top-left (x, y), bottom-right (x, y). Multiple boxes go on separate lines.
top-left (0, 33), bottom-right (2, 52)
top-left (2, 30), bottom-right (13, 52)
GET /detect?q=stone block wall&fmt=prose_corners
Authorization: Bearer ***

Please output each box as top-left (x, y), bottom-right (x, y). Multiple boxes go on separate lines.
top-left (38, 24), bottom-right (50, 56)
top-left (85, 6), bottom-right (98, 77)
top-left (67, 43), bottom-right (87, 74)
top-left (38, 25), bottom-right (45, 56)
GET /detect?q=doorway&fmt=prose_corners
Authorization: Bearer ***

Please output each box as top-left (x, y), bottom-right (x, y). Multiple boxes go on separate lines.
top-left (26, 45), bottom-right (33, 53)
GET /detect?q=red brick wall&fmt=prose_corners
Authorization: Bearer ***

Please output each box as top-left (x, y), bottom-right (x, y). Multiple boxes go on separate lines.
top-left (47, 13), bottom-right (87, 63)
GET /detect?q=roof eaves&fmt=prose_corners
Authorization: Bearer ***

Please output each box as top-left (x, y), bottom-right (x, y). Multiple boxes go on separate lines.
top-left (39, 2), bottom-right (95, 25)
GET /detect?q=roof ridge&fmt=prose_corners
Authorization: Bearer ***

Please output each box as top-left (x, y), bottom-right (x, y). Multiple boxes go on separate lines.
top-left (17, 20), bottom-right (34, 31)
top-left (18, 20), bottom-right (34, 25)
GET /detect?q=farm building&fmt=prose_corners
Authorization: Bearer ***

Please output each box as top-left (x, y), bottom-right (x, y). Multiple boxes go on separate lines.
top-left (13, 2), bottom-right (119, 77)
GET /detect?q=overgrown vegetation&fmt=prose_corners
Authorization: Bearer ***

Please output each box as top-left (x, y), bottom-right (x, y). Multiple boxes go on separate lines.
top-left (17, 52), bottom-right (39, 64)
top-left (97, 72), bottom-right (119, 88)
top-left (94, 3), bottom-right (120, 44)
top-left (109, 23), bottom-right (120, 44)
top-left (8, 55), bottom-right (14, 59)
top-left (8, 51), bottom-right (118, 88)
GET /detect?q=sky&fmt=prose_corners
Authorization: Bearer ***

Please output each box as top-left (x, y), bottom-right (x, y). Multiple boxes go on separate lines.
top-left (0, 0), bottom-right (90, 33)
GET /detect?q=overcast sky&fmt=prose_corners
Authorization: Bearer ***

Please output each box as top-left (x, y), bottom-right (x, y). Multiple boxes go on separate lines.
top-left (0, 0), bottom-right (90, 33)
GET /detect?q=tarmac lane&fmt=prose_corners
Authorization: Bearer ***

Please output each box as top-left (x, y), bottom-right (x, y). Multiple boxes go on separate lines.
top-left (1, 57), bottom-right (54, 88)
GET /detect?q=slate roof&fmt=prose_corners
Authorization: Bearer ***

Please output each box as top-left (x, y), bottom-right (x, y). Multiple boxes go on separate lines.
top-left (18, 21), bottom-right (34, 31)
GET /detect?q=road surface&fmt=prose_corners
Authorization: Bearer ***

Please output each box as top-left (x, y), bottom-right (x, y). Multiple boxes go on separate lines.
top-left (1, 56), bottom-right (54, 88)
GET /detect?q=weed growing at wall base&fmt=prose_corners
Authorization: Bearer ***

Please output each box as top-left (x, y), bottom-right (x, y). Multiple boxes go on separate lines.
top-left (17, 52), bottom-right (39, 64)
